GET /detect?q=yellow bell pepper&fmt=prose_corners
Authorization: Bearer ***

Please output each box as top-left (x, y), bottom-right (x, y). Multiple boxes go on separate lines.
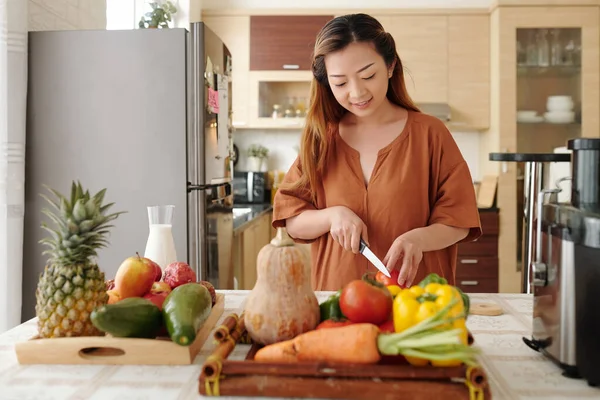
top-left (391, 283), bottom-right (468, 367)
top-left (386, 285), bottom-right (402, 298)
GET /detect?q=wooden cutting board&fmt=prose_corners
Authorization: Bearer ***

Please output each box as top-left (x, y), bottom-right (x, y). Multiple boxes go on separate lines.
top-left (470, 302), bottom-right (504, 316)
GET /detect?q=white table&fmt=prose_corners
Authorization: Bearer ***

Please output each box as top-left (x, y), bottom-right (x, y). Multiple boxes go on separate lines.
top-left (0, 290), bottom-right (598, 400)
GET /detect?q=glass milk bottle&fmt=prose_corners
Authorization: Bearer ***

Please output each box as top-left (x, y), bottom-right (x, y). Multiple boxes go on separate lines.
top-left (144, 205), bottom-right (178, 272)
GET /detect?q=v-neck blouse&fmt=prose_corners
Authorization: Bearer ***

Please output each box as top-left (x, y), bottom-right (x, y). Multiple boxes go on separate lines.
top-left (272, 110), bottom-right (482, 291)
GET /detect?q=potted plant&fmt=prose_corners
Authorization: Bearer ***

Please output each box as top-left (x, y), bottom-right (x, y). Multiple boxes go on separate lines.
top-left (139, 1), bottom-right (178, 29)
top-left (247, 144), bottom-right (269, 171)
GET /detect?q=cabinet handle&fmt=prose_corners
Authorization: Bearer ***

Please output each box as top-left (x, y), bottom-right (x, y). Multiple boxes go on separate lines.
top-left (460, 259), bottom-right (479, 264)
top-left (460, 280), bottom-right (479, 286)
top-left (283, 64), bottom-right (300, 70)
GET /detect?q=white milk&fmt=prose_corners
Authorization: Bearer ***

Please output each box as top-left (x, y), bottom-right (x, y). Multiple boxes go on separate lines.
top-left (144, 223), bottom-right (177, 271)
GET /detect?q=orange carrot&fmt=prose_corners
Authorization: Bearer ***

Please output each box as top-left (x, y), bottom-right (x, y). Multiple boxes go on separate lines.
top-left (254, 323), bottom-right (381, 364)
top-left (254, 339), bottom-right (298, 363)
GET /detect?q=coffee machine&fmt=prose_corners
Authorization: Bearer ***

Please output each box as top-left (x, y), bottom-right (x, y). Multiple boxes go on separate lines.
top-left (524, 138), bottom-right (600, 387)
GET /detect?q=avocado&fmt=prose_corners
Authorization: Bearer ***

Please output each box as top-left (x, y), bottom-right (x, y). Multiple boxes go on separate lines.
top-left (162, 283), bottom-right (213, 346)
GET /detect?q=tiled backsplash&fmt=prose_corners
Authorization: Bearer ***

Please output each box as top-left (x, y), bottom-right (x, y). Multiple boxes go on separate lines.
top-left (233, 128), bottom-right (482, 181)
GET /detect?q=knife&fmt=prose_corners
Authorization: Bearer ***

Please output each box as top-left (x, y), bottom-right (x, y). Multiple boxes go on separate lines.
top-left (359, 238), bottom-right (390, 278)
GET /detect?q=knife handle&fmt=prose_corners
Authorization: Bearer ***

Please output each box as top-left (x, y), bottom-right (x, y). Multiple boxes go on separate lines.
top-left (359, 237), bottom-right (367, 252)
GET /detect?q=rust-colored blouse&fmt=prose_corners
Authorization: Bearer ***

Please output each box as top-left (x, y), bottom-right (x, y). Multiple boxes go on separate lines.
top-left (272, 111), bottom-right (482, 291)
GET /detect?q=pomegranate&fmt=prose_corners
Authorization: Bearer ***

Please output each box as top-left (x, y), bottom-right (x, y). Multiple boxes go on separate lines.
top-left (163, 261), bottom-right (196, 289)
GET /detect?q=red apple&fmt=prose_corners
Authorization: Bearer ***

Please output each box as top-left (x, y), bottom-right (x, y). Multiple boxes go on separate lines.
top-left (150, 281), bottom-right (171, 295)
top-left (142, 257), bottom-right (162, 282)
top-left (164, 261), bottom-right (196, 289)
top-left (143, 291), bottom-right (169, 310)
top-left (114, 252), bottom-right (156, 299)
top-left (105, 279), bottom-right (115, 291)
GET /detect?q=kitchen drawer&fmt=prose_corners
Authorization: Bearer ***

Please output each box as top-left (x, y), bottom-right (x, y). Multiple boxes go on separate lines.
top-left (458, 235), bottom-right (498, 257)
top-left (479, 210), bottom-right (499, 235)
top-left (456, 256), bottom-right (498, 280)
top-left (456, 278), bottom-right (498, 293)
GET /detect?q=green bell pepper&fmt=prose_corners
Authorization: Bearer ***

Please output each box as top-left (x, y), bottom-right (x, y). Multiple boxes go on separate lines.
top-left (417, 273), bottom-right (448, 288)
top-left (319, 290), bottom-right (346, 322)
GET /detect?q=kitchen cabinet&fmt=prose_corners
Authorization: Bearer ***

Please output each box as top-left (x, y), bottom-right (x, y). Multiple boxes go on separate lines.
top-left (249, 15), bottom-right (334, 71)
top-left (202, 16), bottom-right (250, 126)
top-left (378, 15), bottom-right (449, 103)
top-left (456, 210), bottom-right (499, 293)
top-left (488, 5), bottom-right (600, 292)
top-left (448, 15), bottom-right (490, 130)
top-left (234, 211), bottom-right (272, 290)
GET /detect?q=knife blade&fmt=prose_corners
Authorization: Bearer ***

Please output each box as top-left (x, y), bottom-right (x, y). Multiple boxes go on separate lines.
top-left (359, 238), bottom-right (390, 278)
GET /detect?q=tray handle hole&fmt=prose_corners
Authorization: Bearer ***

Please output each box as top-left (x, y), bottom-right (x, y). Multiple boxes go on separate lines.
top-left (78, 347), bottom-right (125, 359)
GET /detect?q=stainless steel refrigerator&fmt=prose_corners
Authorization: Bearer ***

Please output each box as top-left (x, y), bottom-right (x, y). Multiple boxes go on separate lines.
top-left (22, 23), bottom-right (234, 321)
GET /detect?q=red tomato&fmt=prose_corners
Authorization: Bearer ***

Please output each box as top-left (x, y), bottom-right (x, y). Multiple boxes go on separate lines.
top-left (375, 269), bottom-right (400, 286)
top-left (339, 279), bottom-right (393, 325)
top-left (378, 319), bottom-right (395, 333)
top-left (316, 319), bottom-right (354, 330)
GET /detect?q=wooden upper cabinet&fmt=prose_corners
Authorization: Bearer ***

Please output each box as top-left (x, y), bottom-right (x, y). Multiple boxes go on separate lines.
top-left (382, 16), bottom-right (449, 103)
top-left (448, 15), bottom-right (490, 130)
top-left (250, 15), bottom-right (334, 71)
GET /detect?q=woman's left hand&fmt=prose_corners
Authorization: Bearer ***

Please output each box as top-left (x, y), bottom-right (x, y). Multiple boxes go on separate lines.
top-left (383, 236), bottom-right (424, 288)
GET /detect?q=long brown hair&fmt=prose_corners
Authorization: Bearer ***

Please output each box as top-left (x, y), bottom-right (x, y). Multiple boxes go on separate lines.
top-left (286, 13), bottom-right (420, 201)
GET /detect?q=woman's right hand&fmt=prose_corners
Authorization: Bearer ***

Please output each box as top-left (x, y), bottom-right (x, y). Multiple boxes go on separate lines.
top-left (327, 206), bottom-right (368, 254)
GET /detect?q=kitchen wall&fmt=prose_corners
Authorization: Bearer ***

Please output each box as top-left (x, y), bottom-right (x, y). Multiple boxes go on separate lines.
top-left (233, 128), bottom-right (482, 181)
top-left (28, 0), bottom-right (107, 31)
top-left (202, 0), bottom-right (493, 9)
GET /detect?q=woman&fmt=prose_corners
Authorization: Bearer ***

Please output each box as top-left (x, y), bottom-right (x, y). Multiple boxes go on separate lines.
top-left (272, 13), bottom-right (481, 291)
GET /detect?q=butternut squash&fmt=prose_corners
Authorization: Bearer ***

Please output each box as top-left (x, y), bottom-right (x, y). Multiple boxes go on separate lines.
top-left (243, 227), bottom-right (320, 345)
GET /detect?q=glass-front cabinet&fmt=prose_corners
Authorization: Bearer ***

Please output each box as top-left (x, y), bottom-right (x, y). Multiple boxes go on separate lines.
top-left (491, 5), bottom-right (599, 293)
top-left (247, 71), bottom-right (311, 129)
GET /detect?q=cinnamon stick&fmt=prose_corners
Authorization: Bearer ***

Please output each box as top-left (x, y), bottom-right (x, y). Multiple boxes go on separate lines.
top-left (213, 312), bottom-right (239, 343)
top-left (199, 374), bottom-right (491, 399)
top-left (202, 318), bottom-right (247, 379)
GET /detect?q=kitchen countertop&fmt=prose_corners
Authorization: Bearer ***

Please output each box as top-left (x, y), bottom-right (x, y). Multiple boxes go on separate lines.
top-left (233, 203), bottom-right (273, 234)
top-left (1, 291), bottom-right (599, 400)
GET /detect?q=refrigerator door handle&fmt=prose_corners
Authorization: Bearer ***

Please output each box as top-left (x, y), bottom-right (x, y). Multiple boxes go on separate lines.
top-left (187, 182), bottom-right (229, 192)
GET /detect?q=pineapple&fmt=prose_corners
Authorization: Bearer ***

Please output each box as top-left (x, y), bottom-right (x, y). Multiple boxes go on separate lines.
top-left (35, 181), bottom-right (124, 338)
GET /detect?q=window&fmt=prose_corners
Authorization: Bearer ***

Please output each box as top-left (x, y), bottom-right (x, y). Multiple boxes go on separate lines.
top-left (106, 0), bottom-right (148, 30)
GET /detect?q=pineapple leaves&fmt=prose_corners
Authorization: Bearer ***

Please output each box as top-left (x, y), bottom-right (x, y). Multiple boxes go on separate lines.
top-left (40, 208), bottom-right (66, 231)
top-left (38, 181), bottom-right (125, 265)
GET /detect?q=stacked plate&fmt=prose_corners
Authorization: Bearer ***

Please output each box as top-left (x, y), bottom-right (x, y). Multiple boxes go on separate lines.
top-left (544, 96), bottom-right (575, 124)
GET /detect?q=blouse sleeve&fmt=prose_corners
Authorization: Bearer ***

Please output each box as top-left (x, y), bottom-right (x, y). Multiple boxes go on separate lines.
top-left (428, 129), bottom-right (482, 243)
top-left (272, 157), bottom-right (318, 243)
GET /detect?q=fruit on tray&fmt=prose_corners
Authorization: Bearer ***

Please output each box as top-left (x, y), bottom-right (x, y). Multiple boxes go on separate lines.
top-left (107, 289), bottom-right (121, 305)
top-left (35, 181), bottom-right (124, 338)
top-left (90, 297), bottom-right (163, 338)
top-left (244, 228), bottom-right (320, 345)
top-left (163, 282), bottom-right (213, 346)
top-left (198, 280), bottom-right (217, 306)
top-left (142, 281), bottom-right (172, 310)
top-left (163, 261), bottom-right (196, 289)
top-left (143, 257), bottom-right (162, 282)
top-left (114, 253), bottom-right (156, 299)
top-left (105, 279), bottom-right (115, 291)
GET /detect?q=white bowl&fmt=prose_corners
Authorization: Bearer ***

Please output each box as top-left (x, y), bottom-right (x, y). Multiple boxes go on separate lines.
top-left (547, 96), bottom-right (574, 111)
top-left (544, 111), bottom-right (575, 124)
top-left (517, 110), bottom-right (538, 118)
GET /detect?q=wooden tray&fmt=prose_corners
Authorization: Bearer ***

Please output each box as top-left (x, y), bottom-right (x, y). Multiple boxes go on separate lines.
top-left (199, 316), bottom-right (491, 400)
top-left (14, 293), bottom-right (225, 365)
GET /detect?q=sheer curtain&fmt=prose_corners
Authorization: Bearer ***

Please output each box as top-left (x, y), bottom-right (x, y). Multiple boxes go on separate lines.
top-left (0, 0), bottom-right (27, 334)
